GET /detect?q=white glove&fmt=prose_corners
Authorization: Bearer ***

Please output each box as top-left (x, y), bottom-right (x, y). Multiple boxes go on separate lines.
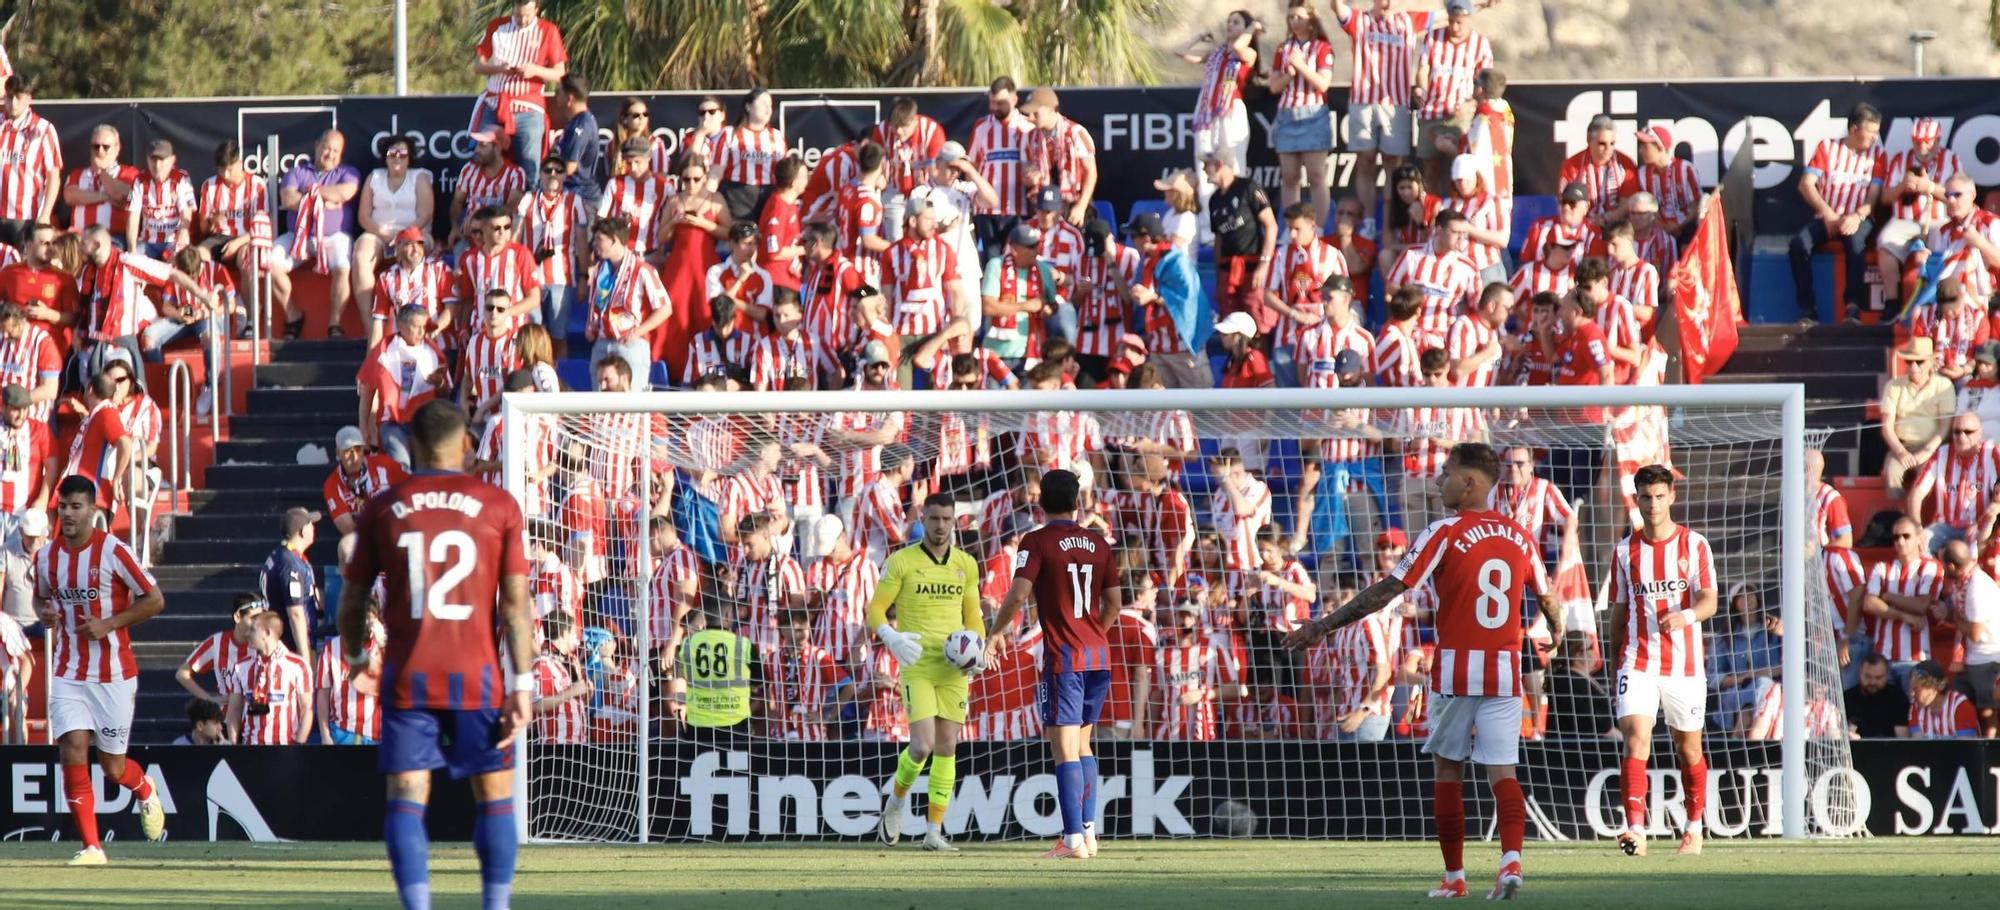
top-left (875, 623), bottom-right (922, 665)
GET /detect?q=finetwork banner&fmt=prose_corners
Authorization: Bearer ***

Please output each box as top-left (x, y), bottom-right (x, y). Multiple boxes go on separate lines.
top-left (3, 740), bottom-right (1994, 842)
top-left (35, 77), bottom-right (2000, 239)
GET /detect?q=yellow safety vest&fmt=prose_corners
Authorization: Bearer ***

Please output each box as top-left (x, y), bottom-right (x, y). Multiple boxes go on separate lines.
top-left (681, 628), bottom-right (752, 728)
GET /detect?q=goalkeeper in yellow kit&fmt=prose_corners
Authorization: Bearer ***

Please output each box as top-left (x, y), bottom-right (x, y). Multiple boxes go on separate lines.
top-left (868, 492), bottom-right (986, 852)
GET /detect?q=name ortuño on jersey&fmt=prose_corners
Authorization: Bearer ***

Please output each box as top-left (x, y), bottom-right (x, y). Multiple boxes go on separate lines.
top-left (1014, 521), bottom-right (1115, 673)
top-left (1610, 526), bottom-right (1717, 677)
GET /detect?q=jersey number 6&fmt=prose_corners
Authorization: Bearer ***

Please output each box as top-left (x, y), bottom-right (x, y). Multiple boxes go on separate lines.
top-left (1474, 558), bottom-right (1511, 630)
top-left (397, 530), bottom-right (478, 621)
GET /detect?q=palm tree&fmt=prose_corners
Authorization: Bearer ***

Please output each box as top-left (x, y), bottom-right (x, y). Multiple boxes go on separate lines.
top-left (509, 0), bottom-right (1166, 91)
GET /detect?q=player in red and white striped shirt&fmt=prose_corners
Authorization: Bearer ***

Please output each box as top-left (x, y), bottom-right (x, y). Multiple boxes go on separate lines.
top-left (1387, 211), bottom-right (1480, 347)
top-left (1413, 6), bottom-right (1492, 189)
top-left (175, 595), bottom-right (264, 705)
top-left (1791, 104), bottom-right (1886, 322)
top-left (1286, 443), bottom-right (1554, 900)
top-left (225, 610), bottom-right (312, 745)
top-left (317, 612), bottom-right (384, 744)
top-left (532, 610), bottom-right (591, 744)
top-left (1606, 464), bottom-right (1717, 857)
top-left (1863, 514), bottom-right (1943, 667)
top-left (1909, 413), bottom-right (2000, 539)
top-left (0, 77), bottom-right (61, 230)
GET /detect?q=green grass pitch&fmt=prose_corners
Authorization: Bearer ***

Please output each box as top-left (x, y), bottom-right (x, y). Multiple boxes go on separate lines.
top-left (6, 839), bottom-right (1997, 907)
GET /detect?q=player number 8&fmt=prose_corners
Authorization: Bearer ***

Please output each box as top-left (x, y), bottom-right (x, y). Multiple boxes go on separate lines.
top-left (1473, 558), bottom-right (1510, 630)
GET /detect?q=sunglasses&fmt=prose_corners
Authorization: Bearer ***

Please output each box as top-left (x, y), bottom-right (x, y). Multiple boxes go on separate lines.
top-left (1954, 428), bottom-right (1980, 436)
top-left (624, 111), bottom-right (649, 120)
top-left (486, 305), bottom-right (509, 314)
top-left (1894, 533), bottom-right (1916, 540)
top-left (700, 108), bottom-right (723, 116)
top-left (542, 165), bottom-right (564, 174)
top-left (386, 149), bottom-right (410, 159)
top-left (91, 143), bottom-right (114, 151)
top-left (489, 222), bottom-right (513, 231)
top-left (1945, 191), bottom-right (1965, 199)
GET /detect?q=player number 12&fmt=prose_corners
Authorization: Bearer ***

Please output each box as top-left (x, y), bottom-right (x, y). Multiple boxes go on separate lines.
top-left (1066, 562), bottom-right (1093, 619)
top-left (397, 529), bottom-right (477, 621)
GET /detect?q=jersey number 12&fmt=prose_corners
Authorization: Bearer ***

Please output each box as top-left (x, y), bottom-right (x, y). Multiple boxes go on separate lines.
top-left (398, 530), bottom-right (477, 621)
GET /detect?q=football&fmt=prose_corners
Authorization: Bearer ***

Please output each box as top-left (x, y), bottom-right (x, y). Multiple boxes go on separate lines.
top-left (944, 629), bottom-right (984, 671)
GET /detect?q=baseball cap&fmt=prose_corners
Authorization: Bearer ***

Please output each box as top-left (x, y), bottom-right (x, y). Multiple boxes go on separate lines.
top-left (1020, 88), bottom-right (1061, 113)
top-left (936, 141), bottom-right (966, 165)
top-left (1910, 659), bottom-right (1947, 683)
top-left (335, 425), bottom-right (367, 452)
top-left (1033, 185), bottom-right (1064, 212)
top-left (1636, 125), bottom-right (1673, 149)
top-left (1153, 169), bottom-right (1196, 196)
top-left (282, 506), bottom-right (323, 538)
top-left (619, 136), bottom-right (651, 158)
top-left (1559, 181), bottom-right (1590, 205)
top-left (1, 384), bottom-right (29, 409)
top-left (1123, 212), bottom-right (1164, 239)
top-left (1912, 118), bottom-right (1942, 144)
top-left (147, 139), bottom-right (174, 159)
top-left (1334, 349), bottom-right (1365, 377)
top-left (1321, 274), bottom-right (1355, 297)
top-left (394, 226), bottom-right (429, 247)
top-left (812, 514), bottom-right (846, 554)
top-left (1215, 311), bottom-right (1259, 338)
top-left (1445, 0), bottom-right (1474, 14)
top-left (1008, 223), bottom-right (1042, 248)
top-left (1376, 528), bottom-right (1409, 549)
top-left (470, 129), bottom-right (499, 144)
top-left (1449, 153), bottom-right (1483, 182)
top-left (863, 340), bottom-right (892, 366)
top-left (19, 509), bottom-right (48, 538)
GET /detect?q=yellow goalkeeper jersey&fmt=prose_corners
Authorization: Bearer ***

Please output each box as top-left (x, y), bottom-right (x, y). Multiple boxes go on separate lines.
top-left (867, 542), bottom-right (984, 663)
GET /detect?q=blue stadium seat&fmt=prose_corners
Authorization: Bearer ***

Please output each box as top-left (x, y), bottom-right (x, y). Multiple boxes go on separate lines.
top-left (1508, 194), bottom-right (1558, 261)
top-left (650, 362), bottom-right (677, 390)
top-left (554, 358), bottom-right (595, 392)
top-left (1092, 200), bottom-right (1116, 229)
top-left (1125, 199), bottom-right (1171, 238)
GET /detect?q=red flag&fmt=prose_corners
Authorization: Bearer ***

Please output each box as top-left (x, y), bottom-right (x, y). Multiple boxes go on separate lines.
top-left (1669, 192), bottom-right (1742, 383)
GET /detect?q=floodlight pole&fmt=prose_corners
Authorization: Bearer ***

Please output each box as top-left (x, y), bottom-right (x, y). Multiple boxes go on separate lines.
top-left (1909, 30), bottom-right (1936, 78)
top-left (394, 0), bottom-right (410, 96)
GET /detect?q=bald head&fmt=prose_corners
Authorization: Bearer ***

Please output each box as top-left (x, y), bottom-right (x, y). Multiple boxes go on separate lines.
top-left (1942, 539), bottom-right (1974, 571)
top-left (1950, 412), bottom-right (1983, 451)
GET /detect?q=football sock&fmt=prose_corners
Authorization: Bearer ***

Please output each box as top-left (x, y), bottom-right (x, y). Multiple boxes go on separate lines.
top-left (1080, 755), bottom-right (1100, 830)
top-left (114, 760), bottom-right (154, 801)
top-left (1055, 761), bottom-right (1084, 837)
top-left (1434, 780), bottom-right (1465, 875)
top-left (1682, 758), bottom-right (1708, 834)
top-left (893, 748), bottom-right (925, 800)
top-left (385, 799), bottom-right (432, 910)
top-left (1494, 777), bottom-right (1526, 858)
top-left (1621, 757), bottom-right (1649, 832)
top-left (62, 764), bottom-right (98, 849)
top-left (927, 754), bottom-right (956, 827)
top-left (473, 798), bottom-right (517, 910)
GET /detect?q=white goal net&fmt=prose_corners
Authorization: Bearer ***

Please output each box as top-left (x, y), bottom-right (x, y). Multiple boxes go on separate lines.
top-left (502, 382), bottom-right (1854, 843)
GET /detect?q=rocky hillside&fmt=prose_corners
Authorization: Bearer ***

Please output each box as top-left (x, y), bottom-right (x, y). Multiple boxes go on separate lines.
top-left (1149, 0), bottom-right (2000, 82)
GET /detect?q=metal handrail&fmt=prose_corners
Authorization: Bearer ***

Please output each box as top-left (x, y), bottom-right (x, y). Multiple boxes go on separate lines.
top-left (208, 305), bottom-right (226, 436)
top-left (165, 360), bottom-right (195, 518)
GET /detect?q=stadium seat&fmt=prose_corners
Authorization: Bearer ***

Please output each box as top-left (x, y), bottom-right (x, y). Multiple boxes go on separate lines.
top-left (1092, 200), bottom-right (1116, 229)
top-left (1507, 194), bottom-right (1557, 261)
top-left (555, 357), bottom-right (595, 392)
top-left (649, 361), bottom-right (676, 390)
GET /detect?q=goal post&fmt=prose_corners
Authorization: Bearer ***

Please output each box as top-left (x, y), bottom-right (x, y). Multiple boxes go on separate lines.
top-left (502, 382), bottom-right (1833, 843)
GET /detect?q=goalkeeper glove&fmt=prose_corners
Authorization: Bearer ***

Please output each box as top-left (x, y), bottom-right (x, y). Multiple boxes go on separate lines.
top-left (875, 623), bottom-right (923, 665)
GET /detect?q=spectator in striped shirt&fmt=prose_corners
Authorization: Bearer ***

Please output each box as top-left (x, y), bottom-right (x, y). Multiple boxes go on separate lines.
top-left (1878, 118), bottom-right (1959, 309)
top-left (532, 609), bottom-right (592, 745)
top-left (470, 1), bottom-right (567, 177)
top-left (0, 75), bottom-right (60, 245)
top-left (62, 125), bottom-right (137, 242)
top-left (1903, 659), bottom-right (1978, 738)
top-left (1558, 115), bottom-right (1634, 227)
top-left (1412, 0), bottom-right (1492, 193)
top-left (1271, 1), bottom-right (1338, 223)
top-left (173, 592), bottom-right (267, 705)
top-left (1907, 412), bottom-right (1998, 549)
top-left (1789, 103), bottom-right (1884, 326)
top-left (224, 611), bottom-right (313, 746)
top-left (316, 604), bottom-right (384, 744)
top-left (138, 245), bottom-right (229, 385)
top-left (126, 139), bottom-right (195, 259)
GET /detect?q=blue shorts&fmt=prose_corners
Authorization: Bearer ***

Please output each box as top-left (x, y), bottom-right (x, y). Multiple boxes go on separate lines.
top-left (379, 707), bottom-right (514, 779)
top-left (1039, 668), bottom-right (1111, 728)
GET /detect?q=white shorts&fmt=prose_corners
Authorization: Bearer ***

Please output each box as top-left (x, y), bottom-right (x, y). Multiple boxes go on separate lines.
top-left (269, 231), bottom-right (354, 272)
top-left (1877, 218), bottom-right (1943, 260)
top-left (1423, 693), bottom-right (1522, 766)
top-left (1193, 101), bottom-right (1251, 175)
top-left (1616, 670), bottom-right (1706, 733)
top-left (50, 676), bottom-right (137, 755)
top-left (1346, 100), bottom-right (1413, 156)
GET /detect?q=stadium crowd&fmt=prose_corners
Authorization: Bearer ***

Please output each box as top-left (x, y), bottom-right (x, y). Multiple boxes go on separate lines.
top-left (0, 0), bottom-right (1997, 754)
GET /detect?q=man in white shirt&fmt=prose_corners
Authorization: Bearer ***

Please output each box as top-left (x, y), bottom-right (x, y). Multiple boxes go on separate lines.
top-left (1941, 540), bottom-right (2000, 737)
top-left (0, 507), bottom-right (47, 628)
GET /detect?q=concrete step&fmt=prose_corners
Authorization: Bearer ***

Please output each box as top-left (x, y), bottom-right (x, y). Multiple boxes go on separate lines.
top-left (1731, 323), bottom-right (1893, 353)
top-left (162, 536), bottom-right (338, 567)
top-left (213, 438), bottom-right (330, 465)
top-left (257, 360), bottom-right (360, 387)
top-left (204, 462), bottom-right (335, 490)
top-left (1723, 346), bottom-right (1888, 375)
top-left (246, 385), bottom-right (357, 413)
top-left (268, 339), bottom-right (369, 363)
top-left (227, 412), bottom-right (355, 439)
top-left (152, 563), bottom-right (265, 590)
top-left (186, 488), bottom-right (324, 515)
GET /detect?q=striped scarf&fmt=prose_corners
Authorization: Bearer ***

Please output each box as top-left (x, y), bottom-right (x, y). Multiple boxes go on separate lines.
top-left (1194, 46), bottom-right (1243, 131)
top-left (289, 173), bottom-right (332, 274)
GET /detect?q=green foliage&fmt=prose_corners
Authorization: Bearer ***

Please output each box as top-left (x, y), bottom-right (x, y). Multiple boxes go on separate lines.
top-left (6, 0), bottom-right (483, 98)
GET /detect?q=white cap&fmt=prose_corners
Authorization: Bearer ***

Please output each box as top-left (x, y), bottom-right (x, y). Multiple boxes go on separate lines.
top-left (813, 514), bottom-right (846, 553)
top-left (1450, 153), bottom-right (1484, 182)
top-left (19, 509), bottom-right (48, 537)
top-left (937, 141), bottom-right (967, 165)
top-left (910, 186), bottom-right (960, 227)
top-left (1215, 311), bottom-right (1259, 337)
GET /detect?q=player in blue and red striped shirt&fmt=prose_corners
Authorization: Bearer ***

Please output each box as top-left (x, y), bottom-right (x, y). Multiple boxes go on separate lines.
top-left (338, 400), bottom-right (533, 910)
top-left (988, 468), bottom-right (1120, 859)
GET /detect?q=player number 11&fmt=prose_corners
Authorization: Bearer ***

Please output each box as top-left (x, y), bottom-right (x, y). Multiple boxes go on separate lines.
top-left (398, 529), bottom-right (478, 621)
top-left (1066, 562), bottom-right (1093, 619)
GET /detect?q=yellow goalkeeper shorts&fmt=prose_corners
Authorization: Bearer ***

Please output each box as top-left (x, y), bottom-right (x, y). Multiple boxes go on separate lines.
top-left (901, 659), bottom-right (969, 725)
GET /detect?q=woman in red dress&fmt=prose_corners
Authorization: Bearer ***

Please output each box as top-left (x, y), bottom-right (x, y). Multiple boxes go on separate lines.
top-left (656, 152), bottom-right (729, 376)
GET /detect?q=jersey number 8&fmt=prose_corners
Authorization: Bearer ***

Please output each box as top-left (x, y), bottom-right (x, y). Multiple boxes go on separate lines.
top-left (1474, 558), bottom-right (1511, 630)
top-left (397, 530), bottom-right (478, 621)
